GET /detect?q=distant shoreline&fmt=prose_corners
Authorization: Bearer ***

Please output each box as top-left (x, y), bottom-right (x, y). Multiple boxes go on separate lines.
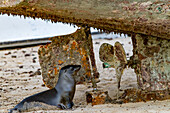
top-left (0, 32), bottom-right (129, 50)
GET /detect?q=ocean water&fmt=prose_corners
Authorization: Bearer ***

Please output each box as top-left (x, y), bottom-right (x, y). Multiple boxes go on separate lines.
top-left (0, 14), bottom-right (129, 42)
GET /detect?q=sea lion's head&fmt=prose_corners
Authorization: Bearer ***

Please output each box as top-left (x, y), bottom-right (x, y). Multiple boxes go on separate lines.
top-left (59, 65), bottom-right (81, 77)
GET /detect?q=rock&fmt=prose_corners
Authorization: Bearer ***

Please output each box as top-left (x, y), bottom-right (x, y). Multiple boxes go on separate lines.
top-left (41, 84), bottom-right (45, 87)
top-left (29, 71), bottom-right (33, 74)
top-left (33, 59), bottom-right (36, 63)
top-left (33, 57), bottom-right (37, 60)
top-left (11, 55), bottom-right (17, 58)
top-left (22, 50), bottom-right (26, 53)
top-left (19, 66), bottom-right (23, 68)
top-left (95, 42), bottom-right (100, 44)
top-left (13, 51), bottom-right (17, 53)
top-left (29, 69), bottom-right (41, 77)
top-left (4, 52), bottom-right (11, 55)
top-left (25, 54), bottom-right (30, 57)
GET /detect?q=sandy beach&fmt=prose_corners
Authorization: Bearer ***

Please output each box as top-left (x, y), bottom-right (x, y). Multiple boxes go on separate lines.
top-left (0, 37), bottom-right (169, 113)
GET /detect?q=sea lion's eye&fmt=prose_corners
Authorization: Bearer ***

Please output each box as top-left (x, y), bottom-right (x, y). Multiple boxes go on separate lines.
top-left (71, 67), bottom-right (74, 71)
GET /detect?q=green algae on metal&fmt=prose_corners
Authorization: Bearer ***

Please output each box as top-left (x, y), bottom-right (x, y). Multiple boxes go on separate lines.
top-left (131, 34), bottom-right (170, 91)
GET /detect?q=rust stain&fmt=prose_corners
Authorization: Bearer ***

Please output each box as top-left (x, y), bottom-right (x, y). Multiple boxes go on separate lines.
top-left (58, 60), bottom-right (64, 65)
top-left (85, 71), bottom-right (91, 78)
top-left (81, 55), bottom-right (87, 61)
top-left (86, 90), bottom-right (111, 106)
top-left (138, 53), bottom-right (146, 60)
top-left (71, 40), bottom-right (78, 49)
top-left (42, 79), bottom-right (53, 89)
top-left (63, 45), bottom-right (69, 51)
top-left (79, 48), bottom-right (86, 55)
top-left (144, 46), bottom-right (160, 57)
top-left (92, 95), bottom-right (106, 106)
top-left (54, 67), bottom-right (58, 75)
top-left (59, 66), bottom-right (61, 70)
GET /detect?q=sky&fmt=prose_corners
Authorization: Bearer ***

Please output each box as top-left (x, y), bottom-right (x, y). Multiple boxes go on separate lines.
top-left (0, 14), bottom-right (78, 42)
top-left (0, 14), bottom-right (128, 42)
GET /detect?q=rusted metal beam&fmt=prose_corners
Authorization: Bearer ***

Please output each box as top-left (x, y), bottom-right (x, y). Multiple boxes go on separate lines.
top-left (86, 90), bottom-right (112, 106)
top-left (0, 0), bottom-right (169, 39)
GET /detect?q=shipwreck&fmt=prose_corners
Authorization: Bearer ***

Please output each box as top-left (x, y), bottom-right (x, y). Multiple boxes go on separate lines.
top-left (0, 0), bottom-right (169, 104)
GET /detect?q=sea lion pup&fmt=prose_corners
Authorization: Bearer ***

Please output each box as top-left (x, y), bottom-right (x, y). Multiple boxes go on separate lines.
top-left (9, 65), bottom-right (81, 113)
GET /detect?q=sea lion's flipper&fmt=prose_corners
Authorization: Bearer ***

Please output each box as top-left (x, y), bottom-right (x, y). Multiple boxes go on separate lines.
top-left (65, 96), bottom-right (74, 109)
top-left (71, 102), bottom-right (74, 107)
top-left (57, 103), bottom-right (67, 109)
top-left (57, 97), bottom-right (74, 109)
top-left (8, 108), bottom-right (20, 113)
top-left (66, 101), bottom-right (74, 109)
